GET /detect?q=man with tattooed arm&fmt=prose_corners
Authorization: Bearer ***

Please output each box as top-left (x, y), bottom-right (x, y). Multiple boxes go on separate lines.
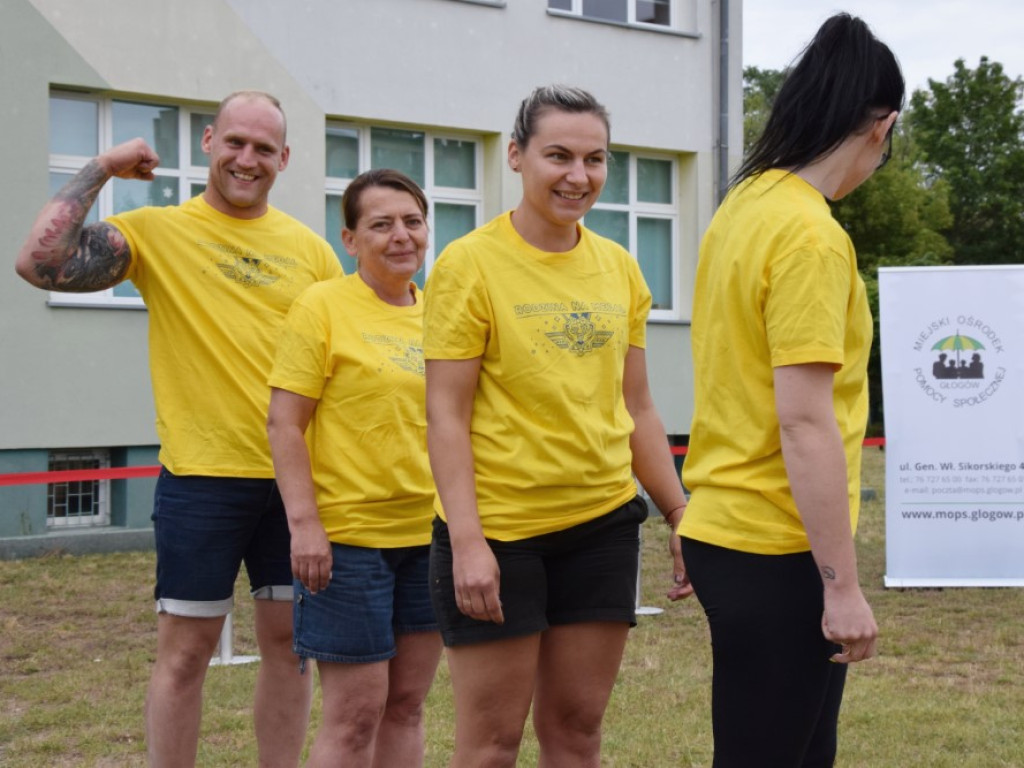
top-left (15, 90), bottom-right (342, 767)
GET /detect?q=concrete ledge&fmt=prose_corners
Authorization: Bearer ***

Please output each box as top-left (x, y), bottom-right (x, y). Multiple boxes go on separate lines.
top-left (0, 528), bottom-right (155, 560)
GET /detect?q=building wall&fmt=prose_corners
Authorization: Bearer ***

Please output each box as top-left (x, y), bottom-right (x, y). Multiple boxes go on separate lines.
top-left (0, 0), bottom-right (743, 550)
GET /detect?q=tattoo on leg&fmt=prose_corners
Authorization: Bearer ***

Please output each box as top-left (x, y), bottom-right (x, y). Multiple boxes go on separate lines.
top-left (821, 566), bottom-right (837, 581)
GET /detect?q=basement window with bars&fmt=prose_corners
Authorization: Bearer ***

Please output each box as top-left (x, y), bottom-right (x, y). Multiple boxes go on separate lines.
top-left (47, 449), bottom-right (111, 528)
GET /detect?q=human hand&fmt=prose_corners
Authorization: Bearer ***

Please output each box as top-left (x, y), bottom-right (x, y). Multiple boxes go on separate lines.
top-left (666, 528), bottom-right (693, 600)
top-left (290, 519), bottom-right (332, 594)
top-left (452, 538), bottom-right (504, 624)
top-left (822, 585), bottom-right (877, 663)
top-left (662, 505), bottom-right (692, 601)
top-left (99, 138), bottom-right (160, 180)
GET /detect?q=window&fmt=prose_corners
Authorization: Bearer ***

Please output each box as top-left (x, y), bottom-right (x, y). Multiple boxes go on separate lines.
top-left (584, 151), bottom-right (679, 318)
top-left (325, 124), bottom-right (483, 287)
top-left (46, 449), bottom-right (110, 528)
top-left (47, 92), bottom-right (214, 308)
top-left (548, 0), bottom-right (672, 27)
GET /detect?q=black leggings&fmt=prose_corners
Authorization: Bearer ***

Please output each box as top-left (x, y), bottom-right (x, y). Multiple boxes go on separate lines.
top-left (682, 537), bottom-right (848, 768)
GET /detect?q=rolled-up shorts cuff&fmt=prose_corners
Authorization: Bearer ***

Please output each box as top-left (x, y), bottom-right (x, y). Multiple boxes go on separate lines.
top-left (155, 596), bottom-right (233, 618)
top-left (252, 584), bottom-right (294, 601)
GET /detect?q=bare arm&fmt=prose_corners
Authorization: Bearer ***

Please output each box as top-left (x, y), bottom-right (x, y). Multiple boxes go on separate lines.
top-left (15, 139), bottom-right (159, 292)
top-left (775, 363), bottom-right (877, 663)
top-left (267, 387), bottom-right (332, 594)
top-left (425, 357), bottom-right (504, 624)
top-left (623, 345), bottom-right (692, 600)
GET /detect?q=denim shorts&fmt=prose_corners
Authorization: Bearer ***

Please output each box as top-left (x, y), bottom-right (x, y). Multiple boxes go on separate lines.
top-left (429, 496), bottom-right (648, 646)
top-left (151, 468), bottom-right (293, 617)
top-left (293, 543), bottom-right (437, 664)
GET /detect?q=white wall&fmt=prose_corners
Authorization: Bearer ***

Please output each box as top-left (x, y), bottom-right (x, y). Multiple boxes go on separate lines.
top-left (1, 0), bottom-right (743, 445)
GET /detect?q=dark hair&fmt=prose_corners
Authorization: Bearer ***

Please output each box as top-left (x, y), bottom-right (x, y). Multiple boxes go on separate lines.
top-left (213, 91), bottom-right (287, 143)
top-left (512, 85), bottom-right (611, 148)
top-left (341, 169), bottom-right (429, 229)
top-left (734, 13), bottom-right (904, 185)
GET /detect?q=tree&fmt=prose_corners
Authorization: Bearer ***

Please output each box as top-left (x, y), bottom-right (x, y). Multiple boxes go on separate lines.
top-left (830, 123), bottom-right (953, 428)
top-left (742, 66), bottom-right (786, 156)
top-left (830, 122), bottom-right (953, 273)
top-left (910, 57), bottom-right (1024, 265)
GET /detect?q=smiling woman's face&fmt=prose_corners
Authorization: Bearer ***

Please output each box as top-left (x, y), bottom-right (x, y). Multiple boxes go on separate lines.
top-left (341, 185), bottom-right (427, 292)
top-left (508, 108), bottom-right (609, 235)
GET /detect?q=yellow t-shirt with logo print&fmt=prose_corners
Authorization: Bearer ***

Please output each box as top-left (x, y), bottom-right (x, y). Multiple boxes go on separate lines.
top-left (423, 211), bottom-right (650, 541)
top-left (680, 169), bottom-right (872, 555)
top-left (109, 196), bottom-right (343, 477)
top-left (269, 274), bottom-right (433, 548)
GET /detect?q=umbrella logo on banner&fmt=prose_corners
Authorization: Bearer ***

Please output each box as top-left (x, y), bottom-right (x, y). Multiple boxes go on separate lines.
top-left (910, 316), bottom-right (1008, 409)
top-left (930, 331), bottom-right (985, 380)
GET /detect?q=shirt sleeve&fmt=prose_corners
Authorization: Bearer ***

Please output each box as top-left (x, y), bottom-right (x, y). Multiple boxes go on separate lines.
top-left (765, 245), bottom-right (852, 369)
top-left (626, 253), bottom-right (652, 348)
top-left (423, 244), bottom-right (491, 360)
top-left (105, 208), bottom-right (149, 285)
top-left (268, 288), bottom-right (331, 399)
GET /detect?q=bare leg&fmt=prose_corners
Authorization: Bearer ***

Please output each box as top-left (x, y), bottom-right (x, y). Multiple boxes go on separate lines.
top-left (533, 622), bottom-right (631, 768)
top-left (306, 659), bottom-right (390, 768)
top-left (445, 633), bottom-right (540, 768)
top-left (253, 598), bottom-right (312, 768)
top-left (372, 631), bottom-right (443, 768)
top-left (145, 613), bottom-right (224, 768)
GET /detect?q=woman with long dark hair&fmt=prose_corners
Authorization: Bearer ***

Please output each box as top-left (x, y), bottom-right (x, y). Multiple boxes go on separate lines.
top-left (677, 14), bottom-right (904, 767)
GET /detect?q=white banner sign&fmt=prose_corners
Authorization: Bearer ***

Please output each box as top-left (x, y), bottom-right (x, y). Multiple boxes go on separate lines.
top-left (880, 266), bottom-right (1024, 587)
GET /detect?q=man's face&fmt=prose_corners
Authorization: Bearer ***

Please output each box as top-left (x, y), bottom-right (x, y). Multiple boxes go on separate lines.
top-left (201, 96), bottom-right (289, 219)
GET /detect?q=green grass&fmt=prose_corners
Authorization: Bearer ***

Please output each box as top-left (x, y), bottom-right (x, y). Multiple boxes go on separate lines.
top-left (2, 448), bottom-right (1023, 766)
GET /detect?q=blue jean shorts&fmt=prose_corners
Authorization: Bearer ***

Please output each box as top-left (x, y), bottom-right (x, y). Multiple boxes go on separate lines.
top-left (293, 543), bottom-right (437, 664)
top-left (151, 468), bottom-right (293, 617)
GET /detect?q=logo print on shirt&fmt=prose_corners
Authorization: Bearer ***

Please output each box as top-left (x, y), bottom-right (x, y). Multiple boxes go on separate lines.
top-left (391, 345), bottom-right (425, 376)
top-left (216, 256), bottom-right (280, 288)
top-left (545, 313), bottom-right (613, 357)
top-left (362, 332), bottom-right (425, 378)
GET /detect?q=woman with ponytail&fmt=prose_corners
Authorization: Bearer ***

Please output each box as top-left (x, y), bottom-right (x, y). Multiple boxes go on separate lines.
top-left (676, 14), bottom-right (903, 767)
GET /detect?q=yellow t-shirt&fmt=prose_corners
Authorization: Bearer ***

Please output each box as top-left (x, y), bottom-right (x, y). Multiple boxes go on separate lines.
top-left (680, 169), bottom-right (872, 554)
top-left (109, 197), bottom-right (343, 477)
top-left (423, 212), bottom-right (650, 541)
top-left (269, 274), bottom-right (433, 548)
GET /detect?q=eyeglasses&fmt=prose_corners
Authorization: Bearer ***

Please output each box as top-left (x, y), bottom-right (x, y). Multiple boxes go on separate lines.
top-left (876, 124), bottom-right (894, 170)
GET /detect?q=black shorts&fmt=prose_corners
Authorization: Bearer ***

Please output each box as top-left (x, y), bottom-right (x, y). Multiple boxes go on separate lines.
top-left (429, 496), bottom-right (648, 646)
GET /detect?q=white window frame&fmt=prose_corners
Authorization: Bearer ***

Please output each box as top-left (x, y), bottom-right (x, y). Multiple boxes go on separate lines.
top-left (46, 449), bottom-right (111, 528)
top-left (548, 0), bottom-right (686, 33)
top-left (46, 91), bottom-right (214, 309)
top-left (324, 122), bottom-right (484, 278)
top-left (586, 150), bottom-right (680, 321)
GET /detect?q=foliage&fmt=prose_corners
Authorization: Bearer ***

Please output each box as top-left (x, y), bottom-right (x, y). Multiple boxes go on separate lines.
top-left (830, 124), bottom-right (953, 426)
top-left (742, 66), bottom-right (786, 159)
top-left (910, 57), bottom-right (1024, 265)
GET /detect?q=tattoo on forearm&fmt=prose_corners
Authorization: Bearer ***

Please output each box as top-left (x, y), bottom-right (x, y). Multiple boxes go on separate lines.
top-left (28, 160), bottom-right (131, 292)
top-left (822, 566), bottom-right (837, 580)
top-left (56, 159), bottom-right (109, 204)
